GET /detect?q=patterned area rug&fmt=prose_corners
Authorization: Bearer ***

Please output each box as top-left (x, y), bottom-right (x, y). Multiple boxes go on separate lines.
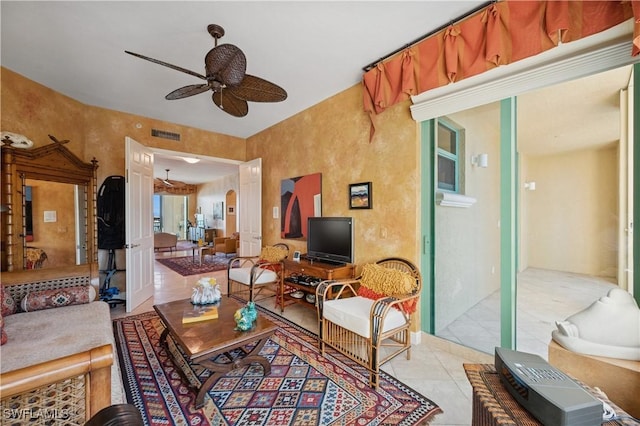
top-left (176, 240), bottom-right (197, 251)
top-left (113, 305), bottom-right (442, 425)
top-left (156, 255), bottom-right (230, 276)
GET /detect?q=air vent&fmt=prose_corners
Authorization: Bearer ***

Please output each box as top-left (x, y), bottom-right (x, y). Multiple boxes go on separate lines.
top-left (151, 129), bottom-right (181, 141)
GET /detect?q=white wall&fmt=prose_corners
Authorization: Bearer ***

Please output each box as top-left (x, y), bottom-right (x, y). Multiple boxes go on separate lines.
top-left (524, 145), bottom-right (618, 278)
top-left (161, 195), bottom-right (187, 238)
top-left (197, 173), bottom-right (239, 236)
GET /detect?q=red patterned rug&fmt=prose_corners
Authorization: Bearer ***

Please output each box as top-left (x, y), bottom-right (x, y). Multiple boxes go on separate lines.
top-left (156, 255), bottom-right (230, 276)
top-left (113, 304), bottom-right (442, 425)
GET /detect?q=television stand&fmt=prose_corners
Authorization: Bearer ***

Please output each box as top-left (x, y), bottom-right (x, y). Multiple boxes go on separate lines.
top-left (280, 258), bottom-right (355, 312)
top-left (304, 256), bottom-right (346, 267)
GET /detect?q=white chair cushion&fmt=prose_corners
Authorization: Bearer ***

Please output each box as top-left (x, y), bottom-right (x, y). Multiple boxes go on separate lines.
top-left (323, 296), bottom-right (407, 339)
top-left (229, 266), bottom-right (278, 285)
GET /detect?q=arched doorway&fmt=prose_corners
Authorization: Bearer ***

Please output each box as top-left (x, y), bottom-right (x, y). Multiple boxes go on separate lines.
top-left (225, 189), bottom-right (237, 237)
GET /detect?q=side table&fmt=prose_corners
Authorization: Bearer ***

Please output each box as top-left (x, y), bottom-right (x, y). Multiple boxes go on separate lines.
top-left (463, 363), bottom-right (638, 426)
top-left (199, 246), bottom-right (215, 265)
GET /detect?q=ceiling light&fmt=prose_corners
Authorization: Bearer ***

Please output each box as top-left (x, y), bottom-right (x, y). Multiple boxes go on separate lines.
top-left (182, 157), bottom-right (200, 164)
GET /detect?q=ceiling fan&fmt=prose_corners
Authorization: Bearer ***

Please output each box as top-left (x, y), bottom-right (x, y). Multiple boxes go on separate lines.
top-left (125, 24), bottom-right (287, 117)
top-left (161, 169), bottom-right (174, 187)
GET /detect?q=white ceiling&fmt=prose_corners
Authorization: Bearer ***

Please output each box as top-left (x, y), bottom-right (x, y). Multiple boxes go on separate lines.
top-left (1, 1), bottom-right (633, 184)
top-left (1, 1), bottom-right (485, 139)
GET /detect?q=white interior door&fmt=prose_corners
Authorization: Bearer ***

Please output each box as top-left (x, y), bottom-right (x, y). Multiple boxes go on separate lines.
top-left (239, 158), bottom-right (262, 256)
top-left (125, 137), bottom-right (155, 312)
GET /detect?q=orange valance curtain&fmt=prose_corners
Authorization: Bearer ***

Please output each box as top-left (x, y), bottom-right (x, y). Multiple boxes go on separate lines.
top-left (363, 0), bottom-right (640, 140)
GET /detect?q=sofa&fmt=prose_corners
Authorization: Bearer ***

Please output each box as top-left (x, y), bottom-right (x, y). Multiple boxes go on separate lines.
top-left (0, 265), bottom-right (125, 424)
top-left (154, 232), bottom-right (178, 252)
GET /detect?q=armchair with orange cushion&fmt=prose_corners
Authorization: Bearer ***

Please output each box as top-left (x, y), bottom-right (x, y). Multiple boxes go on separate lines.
top-left (316, 257), bottom-right (422, 389)
top-left (227, 244), bottom-right (289, 303)
top-left (214, 237), bottom-right (237, 256)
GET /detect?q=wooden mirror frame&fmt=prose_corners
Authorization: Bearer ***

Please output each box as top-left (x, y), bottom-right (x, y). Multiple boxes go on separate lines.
top-left (1, 135), bottom-right (99, 273)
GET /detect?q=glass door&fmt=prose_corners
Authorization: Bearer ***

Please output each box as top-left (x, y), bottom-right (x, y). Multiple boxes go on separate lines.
top-left (421, 65), bottom-right (638, 359)
top-left (426, 103), bottom-right (503, 355)
top-left (153, 194), bottom-right (189, 240)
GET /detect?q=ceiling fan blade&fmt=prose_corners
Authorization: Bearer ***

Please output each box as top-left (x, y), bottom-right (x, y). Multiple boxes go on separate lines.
top-left (125, 50), bottom-right (207, 81)
top-left (166, 84), bottom-right (211, 100)
top-left (205, 44), bottom-right (246, 86)
top-left (227, 74), bottom-right (288, 103)
top-left (155, 177), bottom-right (174, 187)
top-left (212, 91), bottom-right (248, 117)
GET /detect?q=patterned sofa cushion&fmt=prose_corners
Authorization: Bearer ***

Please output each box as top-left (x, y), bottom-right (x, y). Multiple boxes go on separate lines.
top-left (1, 286), bottom-right (17, 317)
top-left (20, 285), bottom-right (96, 312)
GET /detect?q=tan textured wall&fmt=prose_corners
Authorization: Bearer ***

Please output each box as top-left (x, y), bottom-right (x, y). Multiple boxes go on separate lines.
top-left (25, 179), bottom-right (76, 268)
top-left (3, 69), bottom-right (421, 270)
top-left (1, 67), bottom-right (246, 185)
top-left (246, 85), bottom-right (421, 268)
top-left (83, 106), bottom-right (246, 185)
top-left (2, 68), bottom-right (424, 329)
top-left (1, 68), bottom-right (87, 159)
top-left (1, 67), bottom-right (246, 268)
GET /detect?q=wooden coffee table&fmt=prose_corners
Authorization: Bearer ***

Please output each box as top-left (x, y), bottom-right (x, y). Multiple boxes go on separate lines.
top-left (154, 298), bottom-right (277, 409)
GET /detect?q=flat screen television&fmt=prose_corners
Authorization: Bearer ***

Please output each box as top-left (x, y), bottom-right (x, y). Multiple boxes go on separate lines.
top-left (306, 217), bottom-right (354, 265)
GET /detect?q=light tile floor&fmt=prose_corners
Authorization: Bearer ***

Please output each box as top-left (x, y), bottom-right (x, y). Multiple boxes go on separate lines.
top-left (110, 251), bottom-right (622, 424)
top-left (436, 268), bottom-right (617, 360)
top-left (110, 248), bottom-right (494, 425)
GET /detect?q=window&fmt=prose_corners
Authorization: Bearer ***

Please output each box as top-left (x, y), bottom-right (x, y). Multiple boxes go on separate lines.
top-left (437, 118), bottom-right (465, 193)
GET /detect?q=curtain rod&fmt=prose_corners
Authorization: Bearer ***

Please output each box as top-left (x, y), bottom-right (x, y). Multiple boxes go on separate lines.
top-left (362, 1), bottom-right (495, 72)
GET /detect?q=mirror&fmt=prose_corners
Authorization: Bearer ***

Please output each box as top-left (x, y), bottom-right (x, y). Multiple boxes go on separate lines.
top-left (1, 135), bottom-right (98, 272)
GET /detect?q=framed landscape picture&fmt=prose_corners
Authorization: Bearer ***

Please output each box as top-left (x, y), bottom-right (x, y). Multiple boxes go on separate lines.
top-left (349, 182), bottom-right (372, 209)
top-left (213, 201), bottom-right (224, 220)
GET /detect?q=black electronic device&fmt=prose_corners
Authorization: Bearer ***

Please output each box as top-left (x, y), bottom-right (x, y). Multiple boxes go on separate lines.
top-left (286, 274), bottom-right (321, 286)
top-left (299, 275), bottom-right (321, 286)
top-left (97, 175), bottom-right (126, 250)
top-left (495, 347), bottom-right (603, 426)
top-left (97, 175), bottom-right (126, 307)
top-left (306, 217), bottom-right (354, 265)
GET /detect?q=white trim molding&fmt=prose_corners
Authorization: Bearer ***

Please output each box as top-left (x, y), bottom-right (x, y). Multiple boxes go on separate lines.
top-left (410, 20), bottom-right (639, 122)
top-left (436, 192), bottom-right (477, 208)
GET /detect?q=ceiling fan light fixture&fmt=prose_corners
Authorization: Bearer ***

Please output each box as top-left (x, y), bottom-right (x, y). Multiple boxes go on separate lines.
top-left (125, 23), bottom-right (286, 118)
top-left (182, 157), bottom-right (200, 164)
top-left (162, 169), bottom-right (175, 187)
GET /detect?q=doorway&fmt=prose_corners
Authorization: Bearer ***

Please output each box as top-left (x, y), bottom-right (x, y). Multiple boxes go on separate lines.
top-left (422, 64), bottom-right (637, 359)
top-left (225, 189), bottom-right (237, 237)
top-left (154, 194), bottom-right (189, 240)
